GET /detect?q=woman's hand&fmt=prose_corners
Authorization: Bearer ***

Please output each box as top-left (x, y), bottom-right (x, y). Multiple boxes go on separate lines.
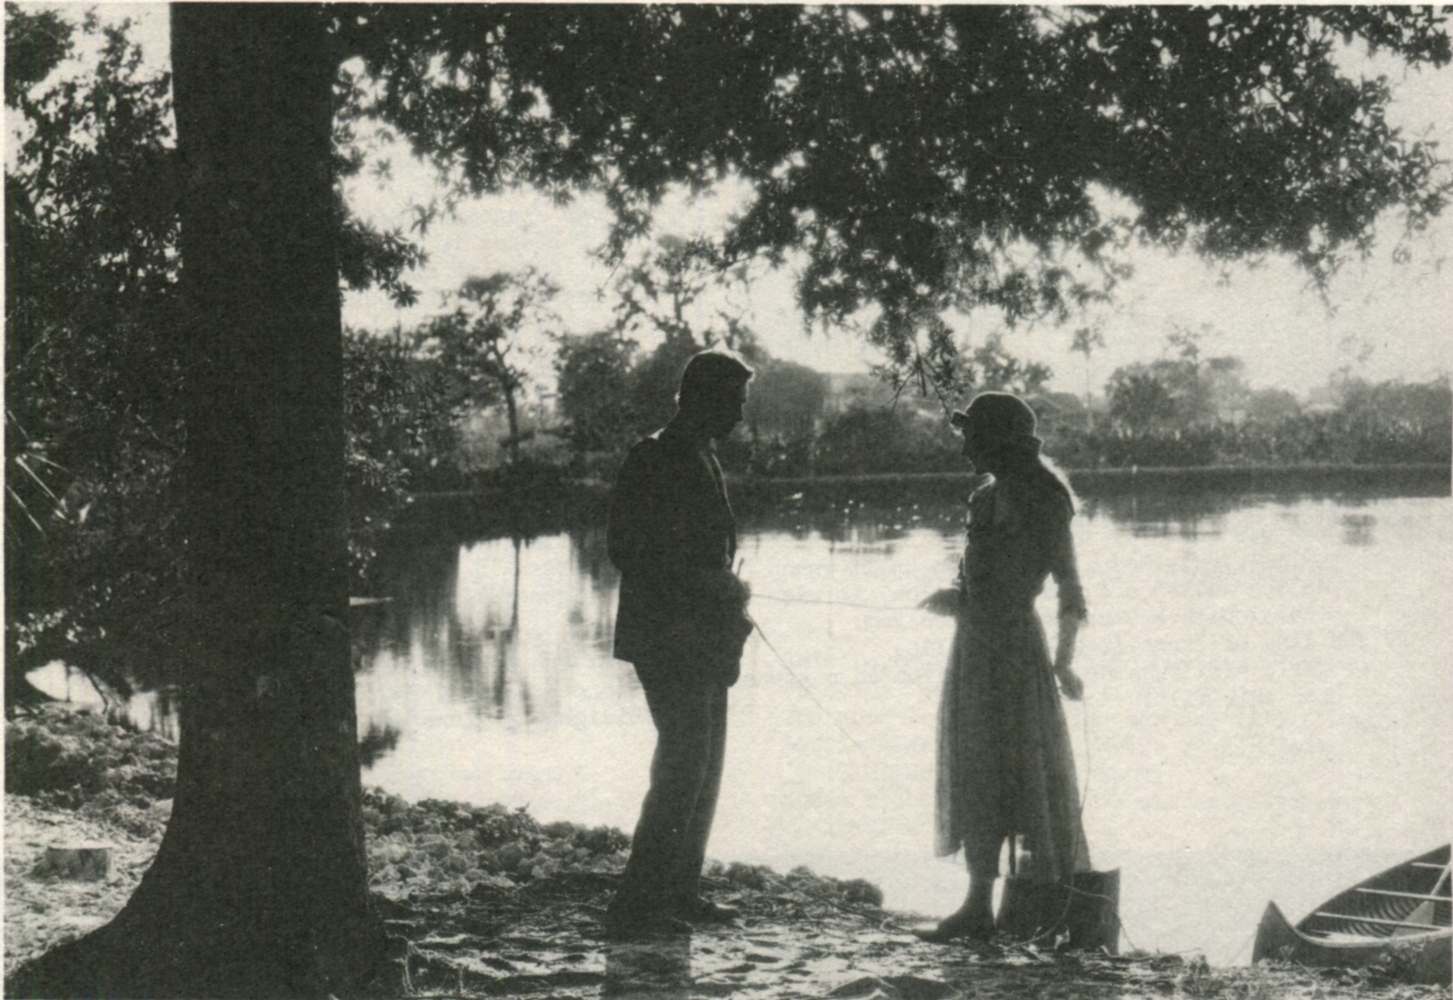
top-left (1055, 667), bottom-right (1084, 701)
top-left (919, 587), bottom-right (961, 616)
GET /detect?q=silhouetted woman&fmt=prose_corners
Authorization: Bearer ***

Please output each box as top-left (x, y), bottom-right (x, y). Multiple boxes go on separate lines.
top-left (918, 392), bottom-right (1091, 941)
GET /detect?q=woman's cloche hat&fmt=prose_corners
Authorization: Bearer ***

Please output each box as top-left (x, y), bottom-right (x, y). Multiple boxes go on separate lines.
top-left (951, 392), bottom-right (1042, 449)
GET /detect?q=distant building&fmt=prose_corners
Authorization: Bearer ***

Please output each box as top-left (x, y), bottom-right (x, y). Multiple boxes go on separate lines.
top-left (1025, 391), bottom-right (1086, 432)
top-left (821, 374), bottom-right (1095, 431)
top-left (821, 372), bottom-right (896, 415)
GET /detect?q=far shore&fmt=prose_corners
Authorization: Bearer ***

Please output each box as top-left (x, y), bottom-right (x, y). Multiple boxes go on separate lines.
top-left (411, 461), bottom-right (1453, 499)
top-left (391, 462), bottom-right (1451, 538)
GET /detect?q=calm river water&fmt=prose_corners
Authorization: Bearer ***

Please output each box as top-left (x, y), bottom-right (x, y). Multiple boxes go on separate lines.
top-left (347, 488), bottom-right (1450, 965)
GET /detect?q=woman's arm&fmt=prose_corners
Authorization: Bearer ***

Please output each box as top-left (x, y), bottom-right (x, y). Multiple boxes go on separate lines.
top-left (1045, 494), bottom-right (1087, 700)
top-left (1053, 613), bottom-right (1083, 700)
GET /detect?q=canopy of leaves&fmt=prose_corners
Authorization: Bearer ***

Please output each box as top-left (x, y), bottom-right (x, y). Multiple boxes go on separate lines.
top-left (5, 10), bottom-right (186, 698)
top-left (606, 235), bottom-right (763, 355)
top-left (4, 4), bottom-right (71, 105)
top-left (336, 4), bottom-right (1450, 374)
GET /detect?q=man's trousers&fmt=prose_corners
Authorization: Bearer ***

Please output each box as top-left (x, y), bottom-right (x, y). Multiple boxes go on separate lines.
top-left (609, 658), bottom-right (729, 917)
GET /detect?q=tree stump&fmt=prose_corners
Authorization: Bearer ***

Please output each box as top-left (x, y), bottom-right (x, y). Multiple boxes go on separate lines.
top-left (37, 842), bottom-right (111, 881)
top-left (997, 869), bottom-right (1120, 953)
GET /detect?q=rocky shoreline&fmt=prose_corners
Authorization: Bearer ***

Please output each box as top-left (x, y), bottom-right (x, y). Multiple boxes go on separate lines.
top-left (6, 706), bottom-right (1447, 998)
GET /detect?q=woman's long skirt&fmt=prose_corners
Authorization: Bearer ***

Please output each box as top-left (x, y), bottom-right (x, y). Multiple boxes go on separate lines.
top-left (934, 605), bottom-right (1091, 883)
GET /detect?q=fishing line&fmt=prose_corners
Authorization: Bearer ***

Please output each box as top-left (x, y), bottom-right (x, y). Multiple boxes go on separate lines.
top-left (748, 595), bottom-right (1098, 779)
top-left (752, 592), bottom-right (926, 613)
top-left (749, 594), bottom-right (941, 703)
top-left (1040, 699), bottom-right (1158, 959)
top-left (1228, 928), bottom-right (1257, 964)
top-left (740, 558), bottom-right (943, 701)
top-left (1017, 692), bottom-right (1101, 951)
top-left (749, 615), bottom-right (870, 755)
top-left (1060, 881), bottom-right (1144, 957)
top-left (1077, 696), bottom-right (1092, 820)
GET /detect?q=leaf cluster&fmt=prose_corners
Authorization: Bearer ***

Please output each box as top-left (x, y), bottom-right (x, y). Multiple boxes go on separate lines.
top-left (342, 325), bottom-right (462, 562)
top-left (607, 235), bottom-right (762, 354)
top-left (5, 10), bottom-right (188, 699)
top-left (2, 9), bottom-right (438, 701)
top-left (553, 331), bottom-right (641, 460)
top-left (333, 5), bottom-right (1449, 363)
top-left (419, 269), bottom-right (559, 408)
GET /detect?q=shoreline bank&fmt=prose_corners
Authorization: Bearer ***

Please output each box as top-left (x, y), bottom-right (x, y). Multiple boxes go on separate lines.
top-left (6, 706), bottom-right (1448, 998)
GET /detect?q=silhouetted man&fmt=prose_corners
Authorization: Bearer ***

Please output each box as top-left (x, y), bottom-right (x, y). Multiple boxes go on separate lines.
top-left (605, 350), bottom-right (755, 938)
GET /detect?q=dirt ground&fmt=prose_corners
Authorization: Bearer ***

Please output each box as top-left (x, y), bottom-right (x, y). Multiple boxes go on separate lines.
top-left (7, 793), bottom-right (1450, 1000)
top-left (4, 707), bottom-right (1450, 998)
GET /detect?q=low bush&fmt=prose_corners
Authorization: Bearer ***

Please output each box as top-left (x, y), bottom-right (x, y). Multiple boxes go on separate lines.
top-left (5, 705), bottom-right (175, 806)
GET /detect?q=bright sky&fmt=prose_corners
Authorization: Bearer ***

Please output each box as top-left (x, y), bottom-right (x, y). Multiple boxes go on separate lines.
top-left (22, 3), bottom-right (1453, 398)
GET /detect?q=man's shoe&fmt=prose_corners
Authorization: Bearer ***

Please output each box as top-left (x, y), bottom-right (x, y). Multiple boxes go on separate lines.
top-left (603, 907), bottom-right (693, 941)
top-left (678, 897), bottom-right (740, 924)
top-left (910, 910), bottom-right (995, 944)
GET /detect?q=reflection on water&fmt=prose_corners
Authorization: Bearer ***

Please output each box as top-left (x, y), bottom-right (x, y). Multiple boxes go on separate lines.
top-left (353, 532), bottom-right (622, 724)
top-left (602, 938), bottom-right (693, 998)
top-left (357, 722), bottom-right (402, 767)
top-left (353, 489), bottom-right (1451, 966)
top-left (24, 662), bottom-right (179, 741)
top-left (1341, 513), bottom-right (1376, 546)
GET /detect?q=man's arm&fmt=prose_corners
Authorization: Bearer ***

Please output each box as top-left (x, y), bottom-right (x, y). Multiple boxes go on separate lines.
top-left (607, 443), bottom-right (657, 577)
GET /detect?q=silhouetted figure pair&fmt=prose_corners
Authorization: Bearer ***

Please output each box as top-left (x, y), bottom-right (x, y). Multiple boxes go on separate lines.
top-left (605, 370), bottom-right (1095, 945)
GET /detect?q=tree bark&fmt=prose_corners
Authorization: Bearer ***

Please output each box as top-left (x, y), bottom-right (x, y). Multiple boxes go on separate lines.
top-left (7, 5), bottom-right (384, 996)
top-left (503, 383), bottom-right (522, 466)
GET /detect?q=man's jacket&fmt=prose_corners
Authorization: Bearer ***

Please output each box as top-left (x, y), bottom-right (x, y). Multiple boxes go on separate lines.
top-left (608, 424), bottom-right (738, 665)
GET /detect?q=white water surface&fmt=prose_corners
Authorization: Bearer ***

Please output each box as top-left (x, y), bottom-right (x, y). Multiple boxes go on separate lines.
top-left (346, 493), bottom-right (1452, 964)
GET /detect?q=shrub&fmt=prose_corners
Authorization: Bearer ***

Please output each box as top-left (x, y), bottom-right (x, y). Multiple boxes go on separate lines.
top-left (4, 704), bottom-right (175, 805)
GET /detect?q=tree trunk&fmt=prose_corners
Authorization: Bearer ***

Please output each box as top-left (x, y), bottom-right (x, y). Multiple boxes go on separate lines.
top-left (503, 385), bottom-right (522, 466)
top-left (7, 6), bottom-right (384, 996)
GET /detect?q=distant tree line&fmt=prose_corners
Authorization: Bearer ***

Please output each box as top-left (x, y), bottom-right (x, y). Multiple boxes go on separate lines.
top-left (1051, 378), bottom-right (1452, 468)
top-left (353, 305), bottom-right (1452, 492)
top-left (545, 331), bottom-right (1453, 477)
top-left (1052, 336), bottom-right (1452, 467)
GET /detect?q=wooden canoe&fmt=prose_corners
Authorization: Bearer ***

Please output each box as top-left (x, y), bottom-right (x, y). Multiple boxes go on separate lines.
top-left (1252, 844), bottom-right (1450, 984)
